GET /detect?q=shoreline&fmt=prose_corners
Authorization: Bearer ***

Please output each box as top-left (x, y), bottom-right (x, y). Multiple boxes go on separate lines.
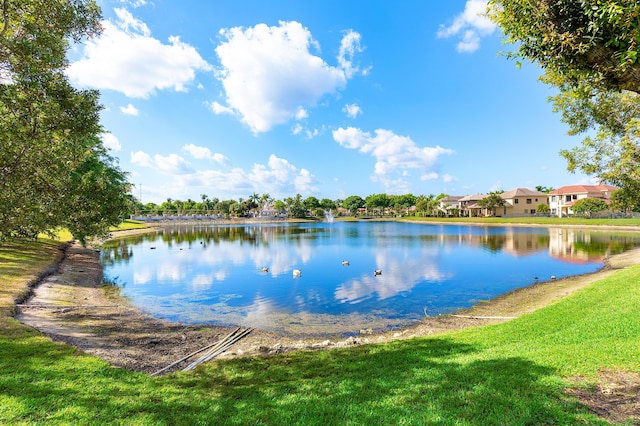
top-left (16, 222), bottom-right (640, 374)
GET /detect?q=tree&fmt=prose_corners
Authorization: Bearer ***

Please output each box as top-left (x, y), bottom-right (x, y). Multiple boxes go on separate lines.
top-left (0, 0), bottom-right (131, 242)
top-left (286, 194), bottom-right (306, 219)
top-left (571, 198), bottom-right (609, 217)
top-left (393, 194), bottom-right (416, 215)
top-left (200, 194), bottom-right (210, 212)
top-left (610, 188), bottom-right (640, 215)
top-left (273, 200), bottom-right (286, 213)
top-left (536, 203), bottom-right (551, 215)
top-left (488, 1), bottom-right (640, 94)
top-left (259, 193), bottom-right (273, 213)
top-left (365, 193), bottom-right (390, 216)
top-left (319, 198), bottom-right (336, 211)
top-left (477, 193), bottom-right (505, 217)
top-left (342, 195), bottom-right (365, 216)
top-left (245, 193), bottom-right (259, 216)
top-left (535, 186), bottom-right (554, 193)
top-left (217, 199), bottom-right (235, 217)
top-left (62, 144), bottom-right (132, 245)
top-left (415, 194), bottom-right (434, 215)
top-left (489, 1), bottom-right (640, 199)
top-left (303, 196), bottom-right (320, 211)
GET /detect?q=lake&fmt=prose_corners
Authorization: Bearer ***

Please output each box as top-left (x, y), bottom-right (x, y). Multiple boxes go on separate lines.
top-left (101, 222), bottom-right (640, 336)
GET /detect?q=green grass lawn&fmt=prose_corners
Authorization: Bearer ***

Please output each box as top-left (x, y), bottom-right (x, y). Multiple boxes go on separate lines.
top-left (109, 219), bottom-right (149, 231)
top-left (403, 216), bottom-right (640, 227)
top-left (1, 236), bottom-right (638, 425)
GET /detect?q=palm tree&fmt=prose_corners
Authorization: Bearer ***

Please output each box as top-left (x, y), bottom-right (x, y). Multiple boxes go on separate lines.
top-left (201, 194), bottom-right (209, 212)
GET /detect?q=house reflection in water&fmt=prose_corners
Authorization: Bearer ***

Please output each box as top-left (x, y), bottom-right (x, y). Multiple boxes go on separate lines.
top-left (452, 227), bottom-right (638, 265)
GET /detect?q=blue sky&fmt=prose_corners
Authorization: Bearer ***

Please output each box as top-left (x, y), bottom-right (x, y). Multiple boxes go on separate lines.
top-left (67, 0), bottom-right (592, 205)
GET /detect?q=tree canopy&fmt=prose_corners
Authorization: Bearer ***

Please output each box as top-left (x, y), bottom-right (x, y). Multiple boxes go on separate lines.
top-left (0, 0), bottom-right (131, 242)
top-left (488, 0), bottom-right (640, 94)
top-left (477, 193), bottom-right (505, 216)
top-left (342, 195), bottom-right (365, 215)
top-left (489, 0), bottom-right (640, 200)
top-left (571, 198), bottom-right (609, 217)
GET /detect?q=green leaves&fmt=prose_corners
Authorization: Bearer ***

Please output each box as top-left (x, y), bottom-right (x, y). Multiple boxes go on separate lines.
top-left (0, 1), bottom-right (130, 243)
top-left (489, 1), bottom-right (640, 204)
top-left (489, 0), bottom-right (640, 93)
top-left (570, 198), bottom-right (609, 216)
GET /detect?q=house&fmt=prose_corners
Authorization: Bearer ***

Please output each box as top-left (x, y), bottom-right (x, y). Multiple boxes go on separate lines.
top-left (458, 194), bottom-right (486, 217)
top-left (437, 196), bottom-right (464, 217)
top-left (548, 184), bottom-right (617, 217)
top-left (456, 188), bottom-right (549, 217)
top-left (499, 188), bottom-right (549, 217)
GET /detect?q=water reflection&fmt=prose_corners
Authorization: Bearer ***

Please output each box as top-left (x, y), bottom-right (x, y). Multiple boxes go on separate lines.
top-left (101, 223), bottom-right (640, 336)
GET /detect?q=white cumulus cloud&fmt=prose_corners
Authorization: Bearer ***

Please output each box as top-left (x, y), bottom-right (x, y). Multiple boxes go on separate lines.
top-left (131, 151), bottom-right (194, 174)
top-left (437, 0), bottom-right (497, 53)
top-left (212, 21), bottom-right (365, 133)
top-left (131, 150), bottom-right (317, 200)
top-left (248, 155), bottom-right (318, 194)
top-left (182, 144), bottom-right (230, 166)
top-left (343, 103), bottom-right (362, 118)
top-left (332, 127), bottom-right (454, 193)
top-left (120, 103), bottom-right (139, 116)
top-left (67, 8), bottom-right (211, 98)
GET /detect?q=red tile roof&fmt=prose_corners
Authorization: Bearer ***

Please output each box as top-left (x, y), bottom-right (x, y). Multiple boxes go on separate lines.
top-left (549, 184), bottom-right (617, 195)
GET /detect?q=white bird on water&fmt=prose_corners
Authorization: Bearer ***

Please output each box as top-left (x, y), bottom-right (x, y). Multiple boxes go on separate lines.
top-left (342, 260), bottom-right (350, 266)
top-left (374, 269), bottom-right (382, 276)
top-left (293, 269), bottom-right (301, 277)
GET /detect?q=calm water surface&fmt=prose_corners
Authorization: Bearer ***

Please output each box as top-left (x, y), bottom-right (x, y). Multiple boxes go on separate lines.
top-left (101, 222), bottom-right (640, 336)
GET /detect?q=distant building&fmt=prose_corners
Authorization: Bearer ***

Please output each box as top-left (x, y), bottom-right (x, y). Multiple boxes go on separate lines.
top-left (437, 196), bottom-right (463, 216)
top-left (499, 188), bottom-right (549, 217)
top-left (457, 194), bottom-right (486, 217)
top-left (454, 188), bottom-right (549, 217)
top-left (548, 184), bottom-right (617, 217)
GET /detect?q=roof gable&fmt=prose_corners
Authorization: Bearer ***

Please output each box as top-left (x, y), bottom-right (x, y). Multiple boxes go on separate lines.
top-left (550, 184), bottom-right (617, 195)
top-left (458, 194), bottom-right (485, 202)
top-left (500, 188), bottom-right (548, 199)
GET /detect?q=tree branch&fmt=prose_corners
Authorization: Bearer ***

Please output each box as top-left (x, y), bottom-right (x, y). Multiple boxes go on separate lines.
top-left (0, 0), bottom-right (8, 38)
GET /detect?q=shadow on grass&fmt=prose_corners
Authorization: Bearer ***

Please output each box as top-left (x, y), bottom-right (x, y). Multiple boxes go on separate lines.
top-left (0, 334), bottom-right (603, 425)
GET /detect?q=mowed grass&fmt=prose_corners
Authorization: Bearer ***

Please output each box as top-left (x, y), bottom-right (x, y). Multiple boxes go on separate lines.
top-left (109, 219), bottom-right (149, 231)
top-left (1, 238), bottom-right (638, 424)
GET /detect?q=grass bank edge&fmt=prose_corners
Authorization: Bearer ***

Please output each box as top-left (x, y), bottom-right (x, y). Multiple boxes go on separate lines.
top-left (1, 233), bottom-right (638, 424)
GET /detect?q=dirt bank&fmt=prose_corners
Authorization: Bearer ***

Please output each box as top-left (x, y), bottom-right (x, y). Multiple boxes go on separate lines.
top-left (15, 226), bottom-right (640, 376)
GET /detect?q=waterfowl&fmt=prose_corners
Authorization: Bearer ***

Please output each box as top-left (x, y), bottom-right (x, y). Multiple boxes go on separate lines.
top-left (374, 269), bottom-right (382, 276)
top-left (342, 260), bottom-right (350, 266)
top-left (260, 267), bottom-right (269, 273)
top-left (293, 269), bottom-right (302, 277)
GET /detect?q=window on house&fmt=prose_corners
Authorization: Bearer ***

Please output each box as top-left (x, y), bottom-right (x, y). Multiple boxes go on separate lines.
top-left (526, 199), bottom-right (532, 204)
top-left (572, 194), bottom-right (578, 200)
top-left (566, 195), bottom-right (572, 202)
top-left (551, 196), bottom-right (556, 202)
top-left (514, 199), bottom-right (519, 204)
top-left (524, 209), bottom-right (528, 214)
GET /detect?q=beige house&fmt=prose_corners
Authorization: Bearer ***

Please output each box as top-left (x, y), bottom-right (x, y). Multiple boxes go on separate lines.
top-left (457, 194), bottom-right (486, 217)
top-left (499, 188), bottom-right (549, 217)
top-left (548, 184), bottom-right (617, 217)
top-left (456, 188), bottom-right (549, 217)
